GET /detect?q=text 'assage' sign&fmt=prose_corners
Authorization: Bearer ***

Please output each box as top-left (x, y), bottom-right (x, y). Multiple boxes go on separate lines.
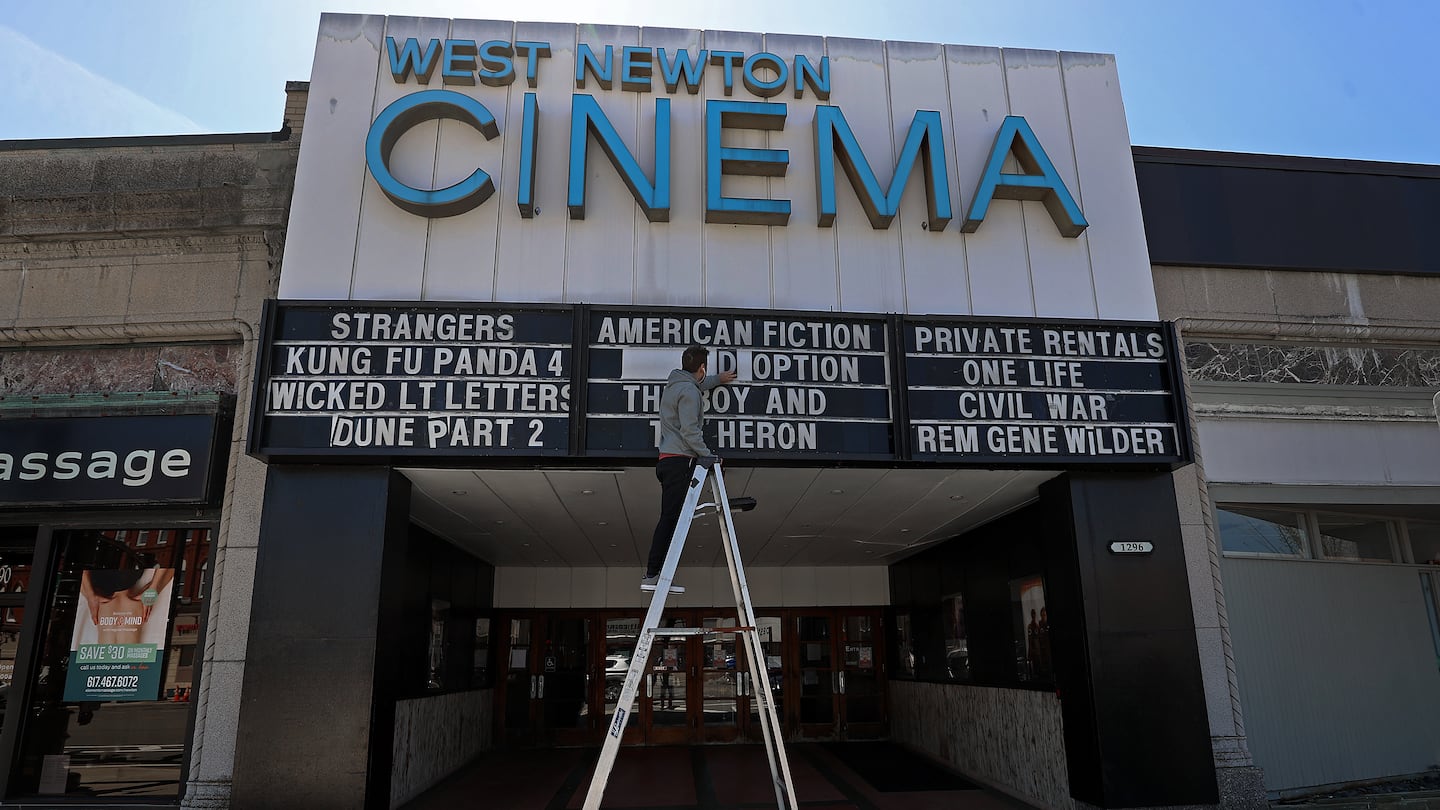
top-left (0, 413), bottom-right (225, 507)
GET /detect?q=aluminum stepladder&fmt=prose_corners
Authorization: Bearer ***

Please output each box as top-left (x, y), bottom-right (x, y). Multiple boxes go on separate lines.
top-left (582, 457), bottom-right (799, 810)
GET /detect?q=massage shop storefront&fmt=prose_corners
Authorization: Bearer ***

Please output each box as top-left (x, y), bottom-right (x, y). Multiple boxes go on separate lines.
top-left (0, 401), bottom-right (229, 801)
top-left (227, 14), bottom-right (1231, 810)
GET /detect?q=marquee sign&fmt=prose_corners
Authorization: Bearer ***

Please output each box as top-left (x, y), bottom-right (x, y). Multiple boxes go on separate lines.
top-left (256, 302), bottom-right (574, 456)
top-left (249, 301), bottom-right (1189, 468)
top-left (584, 310), bottom-right (895, 460)
top-left (903, 319), bottom-right (1184, 463)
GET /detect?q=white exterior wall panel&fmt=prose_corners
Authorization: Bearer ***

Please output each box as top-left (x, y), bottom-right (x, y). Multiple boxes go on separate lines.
top-left (1221, 557), bottom-right (1440, 791)
top-left (279, 15), bottom-right (1157, 321)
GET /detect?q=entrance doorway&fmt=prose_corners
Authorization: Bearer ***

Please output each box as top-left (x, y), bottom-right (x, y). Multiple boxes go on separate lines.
top-left (499, 614), bottom-right (593, 747)
top-left (495, 606), bottom-right (885, 747)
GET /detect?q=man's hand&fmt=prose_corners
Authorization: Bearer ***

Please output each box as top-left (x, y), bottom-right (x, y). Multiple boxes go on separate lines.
top-left (718, 370), bottom-right (738, 384)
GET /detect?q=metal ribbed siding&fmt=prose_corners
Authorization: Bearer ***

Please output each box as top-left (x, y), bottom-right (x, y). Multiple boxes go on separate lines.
top-left (1221, 556), bottom-right (1440, 792)
top-left (279, 15), bottom-right (1158, 321)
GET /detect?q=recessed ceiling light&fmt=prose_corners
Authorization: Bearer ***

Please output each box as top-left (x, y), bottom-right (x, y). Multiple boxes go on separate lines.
top-left (450, 490), bottom-right (468, 496)
top-left (900, 528), bottom-right (911, 533)
top-left (609, 543), bottom-right (617, 548)
top-left (581, 489), bottom-right (594, 495)
top-left (830, 489), bottom-right (844, 495)
top-left (598, 521), bottom-right (608, 526)
top-left (495, 520), bottom-right (506, 524)
top-left (949, 494), bottom-right (965, 501)
top-left (522, 542), bottom-right (530, 547)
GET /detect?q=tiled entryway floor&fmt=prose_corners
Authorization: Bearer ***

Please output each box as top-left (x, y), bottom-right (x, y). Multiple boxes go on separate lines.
top-left (403, 741), bottom-right (1036, 810)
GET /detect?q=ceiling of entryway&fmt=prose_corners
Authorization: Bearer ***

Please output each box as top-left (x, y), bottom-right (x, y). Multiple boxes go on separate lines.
top-left (400, 466), bottom-right (1057, 567)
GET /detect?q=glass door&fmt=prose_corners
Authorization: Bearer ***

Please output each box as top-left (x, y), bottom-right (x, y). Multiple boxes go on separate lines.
top-left (498, 615), bottom-right (539, 746)
top-left (600, 613), bottom-right (643, 744)
top-left (645, 612), bottom-right (694, 744)
top-left (794, 613), bottom-right (837, 739)
top-left (498, 613), bottom-right (595, 746)
top-left (11, 527), bottom-right (210, 800)
top-left (540, 615), bottom-right (592, 745)
top-left (697, 612), bottom-right (741, 742)
top-left (743, 614), bottom-right (785, 742)
top-left (838, 610), bottom-right (885, 739)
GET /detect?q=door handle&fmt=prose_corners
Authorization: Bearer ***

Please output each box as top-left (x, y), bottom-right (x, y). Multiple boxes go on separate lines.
top-left (538, 674), bottom-right (545, 699)
top-left (838, 671), bottom-right (846, 695)
top-left (530, 675), bottom-right (537, 699)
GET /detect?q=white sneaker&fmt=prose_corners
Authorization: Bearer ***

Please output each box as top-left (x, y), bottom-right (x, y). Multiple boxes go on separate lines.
top-left (640, 575), bottom-right (685, 594)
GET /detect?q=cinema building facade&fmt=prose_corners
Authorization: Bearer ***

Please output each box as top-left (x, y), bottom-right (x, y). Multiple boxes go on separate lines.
top-left (0, 12), bottom-right (1437, 810)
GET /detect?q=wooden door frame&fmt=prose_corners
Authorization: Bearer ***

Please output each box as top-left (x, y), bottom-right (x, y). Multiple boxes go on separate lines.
top-left (542, 611), bottom-right (599, 746)
top-left (645, 609), bottom-right (701, 744)
top-left (493, 611), bottom-right (542, 747)
top-left (597, 609), bottom-right (645, 745)
top-left (835, 607), bottom-right (888, 740)
top-left (694, 608), bottom-right (744, 743)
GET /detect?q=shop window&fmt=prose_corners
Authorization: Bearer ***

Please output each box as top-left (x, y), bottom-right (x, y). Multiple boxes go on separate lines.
top-left (0, 530), bottom-right (35, 739)
top-left (12, 527), bottom-right (212, 800)
top-left (427, 600), bottom-right (450, 691)
top-left (1407, 522), bottom-right (1440, 566)
top-left (472, 617), bottom-right (491, 689)
top-left (892, 613), bottom-right (916, 679)
top-left (1216, 506), bottom-right (1307, 556)
top-left (941, 593), bottom-right (969, 682)
top-left (1011, 576), bottom-right (1052, 684)
top-left (1314, 513), bottom-right (1397, 563)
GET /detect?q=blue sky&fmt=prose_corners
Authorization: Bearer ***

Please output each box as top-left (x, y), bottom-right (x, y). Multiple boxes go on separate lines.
top-left (3, 0), bottom-right (1437, 163)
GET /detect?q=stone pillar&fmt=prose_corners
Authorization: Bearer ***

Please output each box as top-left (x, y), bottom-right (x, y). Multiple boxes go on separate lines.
top-left (230, 466), bottom-right (409, 810)
top-left (1042, 473), bottom-right (1219, 808)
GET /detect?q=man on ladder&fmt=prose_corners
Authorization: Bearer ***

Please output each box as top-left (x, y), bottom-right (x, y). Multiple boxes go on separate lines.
top-left (643, 344), bottom-right (734, 593)
top-left (583, 346), bottom-right (799, 810)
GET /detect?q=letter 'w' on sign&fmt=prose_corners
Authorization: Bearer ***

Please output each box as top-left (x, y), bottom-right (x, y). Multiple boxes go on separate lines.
top-left (962, 115), bottom-right (1087, 237)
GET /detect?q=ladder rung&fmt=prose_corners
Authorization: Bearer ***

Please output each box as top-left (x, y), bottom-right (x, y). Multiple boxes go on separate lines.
top-left (643, 626), bottom-right (756, 637)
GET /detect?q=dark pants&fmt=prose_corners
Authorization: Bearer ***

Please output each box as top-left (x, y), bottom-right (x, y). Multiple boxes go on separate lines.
top-left (647, 456), bottom-right (694, 576)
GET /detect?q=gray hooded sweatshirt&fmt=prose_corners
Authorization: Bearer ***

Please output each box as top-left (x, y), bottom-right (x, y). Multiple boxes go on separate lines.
top-left (657, 368), bottom-right (722, 457)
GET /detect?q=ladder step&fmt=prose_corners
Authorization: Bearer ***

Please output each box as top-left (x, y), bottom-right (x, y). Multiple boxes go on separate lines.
top-left (644, 626), bottom-right (757, 637)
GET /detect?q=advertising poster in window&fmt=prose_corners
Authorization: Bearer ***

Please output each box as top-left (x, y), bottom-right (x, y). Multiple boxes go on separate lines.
top-left (1010, 576), bottom-right (1052, 682)
top-left (943, 593), bottom-right (969, 681)
top-left (62, 568), bottom-right (175, 702)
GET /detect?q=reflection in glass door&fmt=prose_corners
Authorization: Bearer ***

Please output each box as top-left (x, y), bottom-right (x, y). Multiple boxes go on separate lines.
top-left (796, 614), bottom-right (836, 738)
top-left (698, 614), bottom-right (740, 742)
top-left (647, 614), bottom-right (691, 743)
top-left (602, 615), bottom-right (642, 744)
top-left (840, 612), bottom-right (884, 739)
top-left (541, 616), bottom-right (591, 745)
top-left (745, 615), bottom-right (784, 741)
top-left (501, 617), bottom-right (537, 746)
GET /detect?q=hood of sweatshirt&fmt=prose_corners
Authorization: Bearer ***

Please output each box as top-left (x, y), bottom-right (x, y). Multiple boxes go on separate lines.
top-left (665, 368), bottom-right (698, 390)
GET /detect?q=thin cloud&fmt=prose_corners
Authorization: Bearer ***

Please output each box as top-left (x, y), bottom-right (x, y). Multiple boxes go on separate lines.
top-left (0, 25), bottom-right (205, 139)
